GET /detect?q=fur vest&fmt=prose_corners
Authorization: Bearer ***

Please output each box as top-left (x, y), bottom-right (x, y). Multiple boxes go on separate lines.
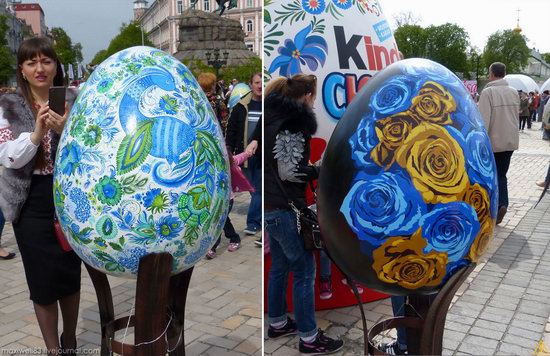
top-left (0, 89), bottom-right (77, 222)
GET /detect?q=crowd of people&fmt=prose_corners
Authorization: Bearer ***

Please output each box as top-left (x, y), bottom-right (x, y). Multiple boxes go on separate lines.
top-left (0, 36), bottom-right (263, 354)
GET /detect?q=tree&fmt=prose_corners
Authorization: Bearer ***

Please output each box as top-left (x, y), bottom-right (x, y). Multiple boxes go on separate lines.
top-left (90, 22), bottom-right (153, 65)
top-left (393, 24), bottom-right (427, 59)
top-left (542, 52), bottom-right (550, 64)
top-left (182, 56), bottom-right (261, 85)
top-left (424, 23), bottom-right (469, 75)
top-left (50, 27), bottom-right (82, 66)
top-left (393, 11), bottom-right (420, 27)
top-left (482, 30), bottom-right (530, 74)
top-left (0, 15), bottom-right (15, 85)
top-left (73, 43), bottom-right (83, 63)
top-left (91, 49), bottom-right (109, 66)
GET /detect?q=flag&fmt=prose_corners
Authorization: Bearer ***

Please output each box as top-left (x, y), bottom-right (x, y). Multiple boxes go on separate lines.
top-left (61, 62), bottom-right (66, 79)
top-left (77, 63), bottom-right (83, 79)
top-left (68, 63), bottom-right (74, 80)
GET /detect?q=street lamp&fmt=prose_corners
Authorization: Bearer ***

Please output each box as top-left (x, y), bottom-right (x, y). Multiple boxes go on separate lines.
top-left (204, 48), bottom-right (229, 78)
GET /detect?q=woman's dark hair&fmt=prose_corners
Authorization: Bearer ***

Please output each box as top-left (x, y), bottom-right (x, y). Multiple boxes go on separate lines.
top-left (16, 37), bottom-right (64, 170)
top-left (265, 74), bottom-right (317, 99)
top-left (17, 37), bottom-right (64, 111)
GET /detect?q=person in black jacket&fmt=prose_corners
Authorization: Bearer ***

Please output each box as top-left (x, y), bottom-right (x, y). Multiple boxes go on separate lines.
top-left (264, 74), bottom-right (344, 354)
top-left (226, 72), bottom-right (262, 238)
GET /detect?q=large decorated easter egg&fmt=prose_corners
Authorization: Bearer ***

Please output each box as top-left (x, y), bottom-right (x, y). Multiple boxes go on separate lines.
top-left (318, 59), bottom-right (498, 295)
top-left (228, 83), bottom-right (251, 110)
top-left (264, 0), bottom-right (400, 144)
top-left (54, 47), bottom-right (231, 277)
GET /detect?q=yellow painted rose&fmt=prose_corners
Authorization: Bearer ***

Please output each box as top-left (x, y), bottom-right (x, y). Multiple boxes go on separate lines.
top-left (372, 229), bottom-right (448, 289)
top-left (409, 81), bottom-right (456, 125)
top-left (371, 113), bottom-right (420, 168)
top-left (462, 183), bottom-right (491, 229)
top-left (468, 219), bottom-right (495, 262)
top-left (395, 123), bottom-right (469, 203)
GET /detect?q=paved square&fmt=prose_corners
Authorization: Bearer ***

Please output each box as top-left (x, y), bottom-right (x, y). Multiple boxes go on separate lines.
top-left (265, 122), bottom-right (550, 356)
top-left (0, 192), bottom-right (261, 355)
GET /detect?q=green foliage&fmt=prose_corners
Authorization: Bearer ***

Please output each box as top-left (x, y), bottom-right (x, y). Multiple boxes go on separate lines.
top-left (393, 23), bottom-right (469, 74)
top-left (91, 49), bottom-right (109, 66)
top-left (0, 15), bottom-right (15, 85)
top-left (51, 27), bottom-right (83, 66)
top-left (182, 56), bottom-right (261, 84)
top-left (465, 48), bottom-right (483, 80)
top-left (542, 53), bottom-right (550, 64)
top-left (393, 24), bottom-right (427, 59)
top-left (482, 30), bottom-right (530, 74)
top-left (90, 22), bottom-right (153, 66)
top-left (424, 23), bottom-right (469, 74)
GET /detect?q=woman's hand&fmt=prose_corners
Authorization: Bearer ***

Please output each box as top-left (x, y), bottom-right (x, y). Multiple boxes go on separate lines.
top-left (30, 106), bottom-right (50, 145)
top-left (45, 104), bottom-right (68, 135)
top-left (245, 140), bottom-right (258, 155)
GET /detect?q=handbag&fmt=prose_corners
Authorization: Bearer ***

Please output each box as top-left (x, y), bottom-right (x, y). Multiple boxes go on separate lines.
top-left (230, 164), bottom-right (255, 193)
top-left (271, 165), bottom-right (324, 251)
top-left (54, 217), bottom-right (72, 252)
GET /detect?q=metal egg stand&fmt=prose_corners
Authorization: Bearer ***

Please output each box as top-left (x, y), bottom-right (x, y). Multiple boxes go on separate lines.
top-left (340, 261), bottom-right (475, 355)
top-left (85, 253), bottom-right (194, 355)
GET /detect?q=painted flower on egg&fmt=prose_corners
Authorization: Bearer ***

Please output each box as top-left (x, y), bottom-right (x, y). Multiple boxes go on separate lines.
top-left (332, 59), bottom-right (498, 292)
top-left (54, 46), bottom-right (230, 277)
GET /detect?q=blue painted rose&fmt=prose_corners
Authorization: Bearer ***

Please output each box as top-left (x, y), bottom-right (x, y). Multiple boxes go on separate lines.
top-left (421, 202), bottom-right (480, 262)
top-left (369, 75), bottom-right (420, 117)
top-left (341, 170), bottom-right (426, 246)
top-left (465, 130), bottom-right (497, 192)
top-left (349, 115), bottom-right (379, 171)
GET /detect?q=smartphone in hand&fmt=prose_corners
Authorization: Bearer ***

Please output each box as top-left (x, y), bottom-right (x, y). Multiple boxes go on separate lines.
top-left (48, 86), bottom-right (66, 116)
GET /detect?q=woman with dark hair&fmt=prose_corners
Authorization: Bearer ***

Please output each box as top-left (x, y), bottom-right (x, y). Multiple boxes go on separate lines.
top-left (0, 37), bottom-right (81, 354)
top-left (264, 74), bottom-right (344, 354)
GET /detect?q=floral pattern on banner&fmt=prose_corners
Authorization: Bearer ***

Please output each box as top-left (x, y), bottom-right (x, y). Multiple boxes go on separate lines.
top-left (54, 47), bottom-right (230, 278)
top-left (264, 0), bottom-right (383, 79)
top-left (340, 62), bottom-right (497, 290)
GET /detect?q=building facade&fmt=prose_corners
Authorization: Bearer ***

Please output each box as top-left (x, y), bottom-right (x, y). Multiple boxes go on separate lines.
top-left (13, 2), bottom-right (45, 36)
top-left (136, 0), bottom-right (261, 56)
top-left (524, 49), bottom-right (550, 82)
top-left (1, 0), bottom-right (29, 56)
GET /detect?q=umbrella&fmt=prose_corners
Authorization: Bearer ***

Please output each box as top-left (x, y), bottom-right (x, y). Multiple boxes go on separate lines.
top-left (541, 77), bottom-right (550, 93)
top-left (504, 74), bottom-right (539, 93)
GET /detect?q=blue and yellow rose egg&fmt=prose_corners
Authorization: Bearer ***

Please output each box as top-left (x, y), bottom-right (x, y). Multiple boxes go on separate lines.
top-left (318, 59), bottom-right (497, 295)
top-left (54, 46), bottom-right (231, 278)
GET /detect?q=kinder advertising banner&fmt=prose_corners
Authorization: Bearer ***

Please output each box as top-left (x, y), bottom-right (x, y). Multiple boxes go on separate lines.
top-left (264, 0), bottom-right (400, 143)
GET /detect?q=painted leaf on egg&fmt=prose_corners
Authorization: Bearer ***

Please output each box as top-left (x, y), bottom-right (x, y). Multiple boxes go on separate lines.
top-left (116, 120), bottom-right (154, 174)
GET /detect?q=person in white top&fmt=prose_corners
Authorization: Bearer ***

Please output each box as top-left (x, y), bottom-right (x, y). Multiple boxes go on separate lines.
top-left (0, 37), bottom-right (81, 354)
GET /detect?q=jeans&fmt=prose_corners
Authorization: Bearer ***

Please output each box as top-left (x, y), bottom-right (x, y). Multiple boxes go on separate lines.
top-left (265, 209), bottom-right (317, 338)
top-left (0, 210), bottom-right (4, 246)
top-left (494, 151), bottom-right (513, 208)
top-left (211, 200), bottom-right (240, 251)
top-left (319, 250), bottom-right (331, 280)
top-left (244, 155), bottom-right (262, 231)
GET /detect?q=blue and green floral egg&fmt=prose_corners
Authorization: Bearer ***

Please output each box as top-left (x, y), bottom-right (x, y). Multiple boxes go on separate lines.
top-left (228, 83), bottom-right (251, 110)
top-left (318, 59), bottom-right (497, 295)
top-left (54, 46), bottom-right (231, 278)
